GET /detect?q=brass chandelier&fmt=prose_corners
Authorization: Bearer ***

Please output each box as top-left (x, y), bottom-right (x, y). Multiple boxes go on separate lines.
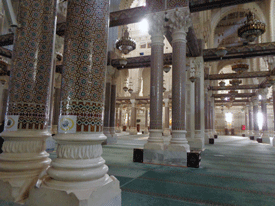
top-left (115, 27), bottom-right (136, 55)
top-left (232, 63), bottom-right (249, 74)
top-left (238, 11), bottom-right (266, 42)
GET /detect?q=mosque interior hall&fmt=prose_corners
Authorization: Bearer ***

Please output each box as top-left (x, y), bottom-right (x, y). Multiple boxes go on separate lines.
top-left (0, 0), bottom-right (275, 205)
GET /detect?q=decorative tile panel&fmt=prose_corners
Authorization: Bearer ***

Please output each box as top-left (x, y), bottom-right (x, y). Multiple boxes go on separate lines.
top-left (5, 0), bottom-right (57, 130)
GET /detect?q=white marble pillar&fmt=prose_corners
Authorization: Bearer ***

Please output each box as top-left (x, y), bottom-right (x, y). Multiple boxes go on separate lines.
top-left (163, 98), bottom-right (171, 136)
top-left (194, 57), bottom-right (205, 150)
top-left (248, 102), bottom-right (253, 137)
top-left (260, 88), bottom-right (269, 143)
top-left (144, 105), bottom-right (149, 134)
top-left (167, 7), bottom-right (191, 155)
top-left (252, 96), bottom-right (260, 139)
top-left (144, 11), bottom-right (165, 150)
top-left (129, 99), bottom-right (137, 135)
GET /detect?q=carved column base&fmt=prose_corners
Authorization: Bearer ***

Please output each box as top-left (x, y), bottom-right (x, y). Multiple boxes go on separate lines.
top-left (129, 127), bottom-right (137, 135)
top-left (103, 127), bottom-right (112, 138)
top-left (204, 129), bottom-right (211, 145)
top-left (163, 128), bottom-right (171, 136)
top-left (103, 127), bottom-right (117, 145)
top-left (26, 175), bottom-right (121, 206)
top-left (261, 131), bottom-right (270, 144)
top-left (168, 130), bottom-right (190, 152)
top-left (253, 130), bottom-right (260, 139)
top-left (115, 127), bottom-right (121, 133)
top-left (52, 125), bottom-right (58, 134)
top-left (0, 130), bottom-right (51, 203)
top-left (144, 127), bottom-right (149, 134)
top-left (191, 130), bottom-right (204, 151)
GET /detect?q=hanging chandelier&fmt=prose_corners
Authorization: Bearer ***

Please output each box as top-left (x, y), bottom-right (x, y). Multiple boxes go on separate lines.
top-left (237, 11), bottom-right (266, 42)
top-left (228, 90), bottom-right (238, 97)
top-left (219, 81), bottom-right (226, 88)
top-left (163, 65), bottom-right (171, 73)
top-left (230, 79), bottom-right (242, 86)
top-left (115, 27), bottom-right (136, 55)
top-left (119, 57), bottom-right (127, 68)
top-left (215, 47), bottom-right (227, 59)
top-left (232, 63), bottom-right (249, 74)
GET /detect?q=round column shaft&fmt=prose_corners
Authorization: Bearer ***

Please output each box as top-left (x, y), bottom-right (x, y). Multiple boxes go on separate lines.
top-left (252, 96), bottom-right (260, 138)
top-left (248, 103), bottom-right (253, 136)
top-left (103, 82), bottom-right (111, 137)
top-left (145, 11), bottom-right (165, 147)
top-left (109, 84), bottom-right (117, 137)
top-left (167, 8), bottom-right (191, 151)
top-left (46, 0), bottom-right (112, 188)
top-left (163, 98), bottom-right (171, 136)
top-left (129, 99), bottom-right (137, 135)
top-left (0, 0), bottom-right (57, 202)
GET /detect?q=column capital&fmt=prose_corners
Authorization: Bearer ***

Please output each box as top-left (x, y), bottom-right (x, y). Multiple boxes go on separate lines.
top-left (259, 88), bottom-right (268, 100)
top-left (147, 11), bottom-right (166, 44)
top-left (130, 99), bottom-right (136, 106)
top-left (164, 98), bottom-right (169, 107)
top-left (251, 96), bottom-right (259, 106)
top-left (166, 7), bottom-right (192, 43)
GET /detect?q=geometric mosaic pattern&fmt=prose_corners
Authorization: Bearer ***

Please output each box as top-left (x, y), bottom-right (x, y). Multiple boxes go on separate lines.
top-left (61, 100), bottom-right (103, 132)
top-left (6, 0), bottom-right (57, 130)
top-left (60, 0), bottom-right (109, 133)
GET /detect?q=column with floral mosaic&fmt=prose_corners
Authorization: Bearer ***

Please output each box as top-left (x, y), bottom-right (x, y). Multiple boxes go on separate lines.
top-left (0, 0), bottom-right (57, 203)
top-left (30, 0), bottom-right (121, 205)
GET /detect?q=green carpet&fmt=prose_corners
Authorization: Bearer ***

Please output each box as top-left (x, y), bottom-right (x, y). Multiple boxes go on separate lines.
top-left (103, 136), bottom-right (275, 206)
top-left (1, 135), bottom-right (275, 205)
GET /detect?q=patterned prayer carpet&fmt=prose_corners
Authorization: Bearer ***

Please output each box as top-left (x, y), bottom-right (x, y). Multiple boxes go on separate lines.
top-left (1, 135), bottom-right (275, 206)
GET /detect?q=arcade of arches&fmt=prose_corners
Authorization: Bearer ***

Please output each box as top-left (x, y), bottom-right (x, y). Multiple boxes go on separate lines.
top-left (0, 0), bottom-right (275, 205)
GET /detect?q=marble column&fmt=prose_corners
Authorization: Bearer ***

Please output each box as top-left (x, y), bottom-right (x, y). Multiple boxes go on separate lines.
top-left (116, 106), bottom-right (122, 133)
top-left (260, 88), bottom-right (269, 143)
top-left (109, 83), bottom-right (118, 142)
top-left (0, 79), bottom-right (8, 124)
top-left (144, 11), bottom-right (165, 150)
top-left (272, 86), bottom-right (275, 146)
top-left (252, 96), bottom-right (260, 139)
top-left (167, 7), bottom-right (191, 154)
top-left (194, 57), bottom-right (205, 150)
top-left (126, 107), bottom-right (130, 131)
top-left (144, 105), bottom-right (149, 134)
top-left (211, 96), bottom-right (215, 136)
top-left (0, 0), bottom-right (57, 203)
top-left (129, 99), bottom-right (137, 135)
top-left (29, 1), bottom-right (121, 205)
top-left (244, 106), bottom-right (248, 136)
top-left (103, 80), bottom-right (111, 138)
top-left (248, 102), bottom-right (253, 137)
top-left (204, 80), bottom-right (210, 143)
top-left (163, 98), bottom-right (171, 136)
top-left (52, 87), bottom-right (61, 134)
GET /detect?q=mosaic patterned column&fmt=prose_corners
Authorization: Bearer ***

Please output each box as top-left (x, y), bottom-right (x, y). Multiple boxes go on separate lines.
top-left (252, 96), bottom-right (260, 139)
top-left (103, 80), bottom-right (111, 138)
top-left (0, 0), bottom-right (57, 202)
top-left (167, 7), bottom-right (191, 151)
top-left (129, 99), bottom-right (137, 135)
top-left (163, 98), bottom-right (171, 136)
top-left (45, 0), bottom-right (119, 193)
top-left (144, 11), bottom-right (165, 149)
top-left (248, 102), bottom-right (253, 137)
top-left (260, 88), bottom-right (269, 143)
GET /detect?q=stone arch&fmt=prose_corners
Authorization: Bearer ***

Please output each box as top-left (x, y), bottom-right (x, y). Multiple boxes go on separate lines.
top-left (209, 3), bottom-right (267, 48)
